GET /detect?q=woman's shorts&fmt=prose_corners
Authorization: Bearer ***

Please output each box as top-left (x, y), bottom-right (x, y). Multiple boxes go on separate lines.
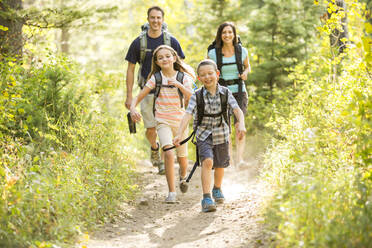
top-left (156, 123), bottom-right (188, 158)
top-left (197, 135), bottom-right (230, 168)
top-left (232, 92), bottom-right (248, 124)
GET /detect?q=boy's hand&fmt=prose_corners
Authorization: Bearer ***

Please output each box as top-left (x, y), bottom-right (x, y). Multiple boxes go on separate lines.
top-left (130, 109), bottom-right (141, 122)
top-left (173, 135), bottom-right (181, 147)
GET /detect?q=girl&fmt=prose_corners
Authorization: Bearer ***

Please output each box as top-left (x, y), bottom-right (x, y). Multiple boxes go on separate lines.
top-left (208, 22), bottom-right (251, 167)
top-left (130, 45), bottom-right (194, 203)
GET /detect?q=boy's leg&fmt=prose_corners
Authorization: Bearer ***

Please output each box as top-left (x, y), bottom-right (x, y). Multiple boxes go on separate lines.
top-left (201, 158), bottom-right (213, 194)
top-left (213, 167), bottom-right (224, 188)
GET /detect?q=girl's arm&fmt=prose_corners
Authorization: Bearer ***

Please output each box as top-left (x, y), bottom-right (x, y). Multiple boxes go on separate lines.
top-left (129, 86), bottom-right (152, 122)
top-left (239, 54), bottom-right (251, 81)
top-left (232, 107), bottom-right (246, 140)
top-left (168, 79), bottom-right (193, 100)
top-left (173, 113), bottom-right (193, 146)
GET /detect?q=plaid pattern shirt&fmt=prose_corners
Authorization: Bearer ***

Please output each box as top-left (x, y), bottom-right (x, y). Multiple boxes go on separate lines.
top-left (186, 84), bottom-right (239, 145)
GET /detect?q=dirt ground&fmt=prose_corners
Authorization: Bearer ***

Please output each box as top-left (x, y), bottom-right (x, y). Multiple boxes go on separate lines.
top-left (85, 153), bottom-right (270, 248)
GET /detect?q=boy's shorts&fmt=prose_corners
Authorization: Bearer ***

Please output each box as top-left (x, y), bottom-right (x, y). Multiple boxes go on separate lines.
top-left (197, 135), bottom-right (230, 168)
top-left (140, 93), bottom-right (156, 128)
top-left (156, 123), bottom-right (188, 158)
top-left (232, 92), bottom-right (248, 124)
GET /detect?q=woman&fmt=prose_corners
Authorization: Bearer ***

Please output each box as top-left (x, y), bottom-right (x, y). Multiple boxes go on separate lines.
top-left (207, 22), bottom-right (251, 166)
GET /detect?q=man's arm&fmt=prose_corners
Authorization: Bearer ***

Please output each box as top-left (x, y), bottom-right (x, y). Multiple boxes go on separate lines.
top-left (125, 62), bottom-right (136, 109)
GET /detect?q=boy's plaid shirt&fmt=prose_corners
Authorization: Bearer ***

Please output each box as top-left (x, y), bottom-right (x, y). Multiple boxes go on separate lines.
top-left (185, 85), bottom-right (239, 145)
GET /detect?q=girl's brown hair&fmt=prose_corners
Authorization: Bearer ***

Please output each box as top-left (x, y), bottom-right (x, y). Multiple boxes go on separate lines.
top-left (147, 45), bottom-right (193, 80)
top-left (214, 22), bottom-right (238, 48)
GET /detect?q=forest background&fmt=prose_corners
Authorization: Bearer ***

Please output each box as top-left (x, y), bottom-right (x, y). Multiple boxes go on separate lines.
top-left (0, 0), bottom-right (371, 247)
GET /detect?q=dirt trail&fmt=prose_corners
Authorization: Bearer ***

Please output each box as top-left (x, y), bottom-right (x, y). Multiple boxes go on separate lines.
top-left (86, 157), bottom-right (269, 248)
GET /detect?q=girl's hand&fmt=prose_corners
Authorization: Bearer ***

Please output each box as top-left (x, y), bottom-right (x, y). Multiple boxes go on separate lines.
top-left (173, 135), bottom-right (181, 146)
top-left (239, 71), bottom-right (249, 81)
top-left (130, 109), bottom-right (142, 123)
top-left (167, 79), bottom-right (181, 88)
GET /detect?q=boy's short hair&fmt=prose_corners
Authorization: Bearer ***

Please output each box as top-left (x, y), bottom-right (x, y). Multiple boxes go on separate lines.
top-left (197, 59), bottom-right (218, 74)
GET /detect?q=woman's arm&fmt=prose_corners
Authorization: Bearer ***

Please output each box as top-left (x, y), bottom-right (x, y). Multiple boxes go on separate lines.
top-left (239, 55), bottom-right (251, 81)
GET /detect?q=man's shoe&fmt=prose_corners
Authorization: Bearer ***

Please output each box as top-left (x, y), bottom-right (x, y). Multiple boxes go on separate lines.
top-left (201, 197), bottom-right (216, 212)
top-left (150, 143), bottom-right (161, 167)
top-left (179, 178), bottom-right (188, 193)
top-left (212, 188), bottom-right (225, 204)
top-left (158, 162), bottom-right (165, 175)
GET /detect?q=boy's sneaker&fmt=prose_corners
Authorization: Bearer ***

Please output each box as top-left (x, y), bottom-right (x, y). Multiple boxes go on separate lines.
top-left (157, 162), bottom-right (165, 175)
top-left (201, 197), bottom-right (217, 212)
top-left (150, 143), bottom-right (161, 167)
top-left (212, 188), bottom-right (225, 204)
top-left (179, 178), bottom-right (188, 193)
top-left (165, 192), bottom-right (177, 204)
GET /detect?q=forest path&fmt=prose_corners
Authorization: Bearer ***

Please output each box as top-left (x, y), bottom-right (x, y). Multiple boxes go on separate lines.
top-left (86, 156), bottom-right (269, 248)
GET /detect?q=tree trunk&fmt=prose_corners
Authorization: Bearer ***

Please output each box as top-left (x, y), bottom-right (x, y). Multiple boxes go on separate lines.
top-left (0, 0), bottom-right (23, 57)
top-left (61, 27), bottom-right (70, 54)
top-left (328, 0), bottom-right (349, 54)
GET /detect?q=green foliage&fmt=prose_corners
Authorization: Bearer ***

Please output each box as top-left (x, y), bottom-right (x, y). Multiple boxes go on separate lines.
top-left (0, 55), bottom-right (142, 247)
top-left (261, 1), bottom-right (372, 246)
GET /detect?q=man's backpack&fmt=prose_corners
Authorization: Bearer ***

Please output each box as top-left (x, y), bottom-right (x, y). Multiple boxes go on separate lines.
top-left (137, 23), bottom-right (172, 88)
top-left (139, 23), bottom-right (171, 66)
top-left (195, 86), bottom-right (230, 128)
top-left (152, 71), bottom-right (185, 114)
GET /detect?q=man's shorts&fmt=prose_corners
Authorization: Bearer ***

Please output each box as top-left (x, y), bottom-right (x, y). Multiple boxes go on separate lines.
top-left (156, 123), bottom-right (188, 158)
top-left (232, 92), bottom-right (248, 124)
top-left (197, 135), bottom-right (230, 168)
top-left (140, 93), bottom-right (156, 128)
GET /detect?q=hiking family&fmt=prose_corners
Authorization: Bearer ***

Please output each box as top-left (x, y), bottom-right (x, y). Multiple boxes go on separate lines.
top-left (125, 6), bottom-right (250, 212)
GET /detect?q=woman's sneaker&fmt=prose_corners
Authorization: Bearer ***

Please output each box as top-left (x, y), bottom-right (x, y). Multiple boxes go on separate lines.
top-left (179, 178), bottom-right (188, 193)
top-left (212, 188), bottom-right (225, 204)
top-left (201, 197), bottom-right (216, 212)
top-left (165, 192), bottom-right (177, 204)
top-left (157, 162), bottom-right (165, 175)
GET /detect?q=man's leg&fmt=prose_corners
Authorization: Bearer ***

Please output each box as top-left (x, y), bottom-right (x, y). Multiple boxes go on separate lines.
top-left (146, 127), bottom-right (158, 149)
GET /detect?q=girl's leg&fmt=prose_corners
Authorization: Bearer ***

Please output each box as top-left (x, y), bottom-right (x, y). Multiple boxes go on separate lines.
top-left (213, 167), bottom-right (225, 188)
top-left (177, 156), bottom-right (188, 179)
top-left (164, 147), bottom-right (175, 192)
top-left (201, 158), bottom-right (213, 194)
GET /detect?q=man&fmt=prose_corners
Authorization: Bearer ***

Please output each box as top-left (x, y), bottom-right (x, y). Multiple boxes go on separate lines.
top-left (125, 6), bottom-right (185, 174)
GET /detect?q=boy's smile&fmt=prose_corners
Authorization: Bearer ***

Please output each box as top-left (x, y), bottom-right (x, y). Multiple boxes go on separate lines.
top-left (198, 65), bottom-right (220, 91)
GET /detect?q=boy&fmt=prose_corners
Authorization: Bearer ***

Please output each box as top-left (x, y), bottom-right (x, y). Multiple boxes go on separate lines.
top-left (173, 59), bottom-right (246, 212)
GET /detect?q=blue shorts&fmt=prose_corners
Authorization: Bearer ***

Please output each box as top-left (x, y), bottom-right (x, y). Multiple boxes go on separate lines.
top-left (197, 135), bottom-right (230, 168)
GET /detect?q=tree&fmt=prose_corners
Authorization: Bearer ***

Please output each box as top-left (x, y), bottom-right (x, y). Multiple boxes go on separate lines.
top-left (0, 0), bottom-right (23, 57)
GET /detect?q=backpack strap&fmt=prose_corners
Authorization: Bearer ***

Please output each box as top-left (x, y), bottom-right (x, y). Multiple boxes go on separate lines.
top-left (220, 87), bottom-right (230, 126)
top-left (195, 87), bottom-right (205, 128)
top-left (163, 31), bottom-right (171, 47)
top-left (176, 71), bottom-right (185, 108)
top-left (215, 47), bottom-right (223, 73)
top-left (153, 72), bottom-right (163, 114)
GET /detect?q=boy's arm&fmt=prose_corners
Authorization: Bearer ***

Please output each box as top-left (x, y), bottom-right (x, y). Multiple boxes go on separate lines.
top-left (173, 113), bottom-right (192, 146)
top-left (232, 107), bottom-right (246, 140)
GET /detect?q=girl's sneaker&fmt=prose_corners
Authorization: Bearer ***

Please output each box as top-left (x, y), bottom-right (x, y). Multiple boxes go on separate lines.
top-left (165, 192), bottom-right (177, 204)
top-left (201, 197), bottom-right (216, 212)
top-left (179, 178), bottom-right (188, 193)
top-left (212, 188), bottom-right (225, 204)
